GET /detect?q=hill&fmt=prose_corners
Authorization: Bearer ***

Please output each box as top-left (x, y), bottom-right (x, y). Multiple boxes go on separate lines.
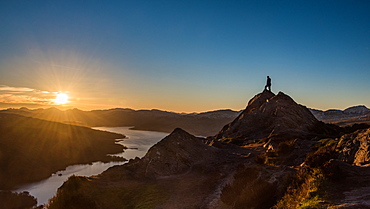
top-left (47, 91), bottom-right (370, 209)
top-left (0, 113), bottom-right (125, 190)
top-left (216, 90), bottom-right (340, 143)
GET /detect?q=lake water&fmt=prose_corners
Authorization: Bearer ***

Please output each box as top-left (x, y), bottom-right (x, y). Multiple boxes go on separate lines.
top-left (15, 127), bottom-right (169, 206)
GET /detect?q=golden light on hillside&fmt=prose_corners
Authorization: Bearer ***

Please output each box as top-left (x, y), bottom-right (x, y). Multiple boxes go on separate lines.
top-left (54, 92), bottom-right (69, 105)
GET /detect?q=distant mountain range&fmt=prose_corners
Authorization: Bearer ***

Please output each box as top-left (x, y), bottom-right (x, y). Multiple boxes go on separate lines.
top-left (1, 105), bottom-right (369, 136)
top-left (0, 107), bottom-right (242, 136)
top-left (309, 105), bottom-right (370, 126)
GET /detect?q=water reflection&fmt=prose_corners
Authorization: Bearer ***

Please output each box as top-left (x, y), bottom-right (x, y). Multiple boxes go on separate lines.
top-left (15, 127), bottom-right (168, 205)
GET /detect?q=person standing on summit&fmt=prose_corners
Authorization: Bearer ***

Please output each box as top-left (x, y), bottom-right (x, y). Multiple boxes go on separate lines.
top-left (265, 76), bottom-right (271, 92)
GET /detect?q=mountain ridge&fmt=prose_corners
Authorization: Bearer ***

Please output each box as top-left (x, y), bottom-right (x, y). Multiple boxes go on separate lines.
top-left (2, 103), bottom-right (368, 134)
top-left (0, 107), bottom-right (241, 136)
top-left (309, 105), bottom-right (370, 126)
top-left (7, 104), bottom-right (368, 118)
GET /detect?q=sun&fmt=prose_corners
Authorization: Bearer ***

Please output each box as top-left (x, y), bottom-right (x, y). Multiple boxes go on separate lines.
top-left (54, 93), bottom-right (69, 105)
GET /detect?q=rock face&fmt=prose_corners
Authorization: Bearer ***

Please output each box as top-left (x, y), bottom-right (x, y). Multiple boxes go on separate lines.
top-left (323, 128), bottom-right (370, 208)
top-left (337, 128), bottom-right (370, 166)
top-left (215, 90), bottom-right (335, 142)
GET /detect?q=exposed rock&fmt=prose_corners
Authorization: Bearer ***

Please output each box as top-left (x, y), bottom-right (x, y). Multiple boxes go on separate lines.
top-left (300, 129), bottom-right (370, 208)
top-left (337, 128), bottom-right (370, 166)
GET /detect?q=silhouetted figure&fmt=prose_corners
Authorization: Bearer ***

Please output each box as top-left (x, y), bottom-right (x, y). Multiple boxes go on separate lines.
top-left (265, 76), bottom-right (271, 91)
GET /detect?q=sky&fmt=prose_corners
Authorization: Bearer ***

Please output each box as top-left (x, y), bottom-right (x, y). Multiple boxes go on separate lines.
top-left (0, 0), bottom-right (369, 112)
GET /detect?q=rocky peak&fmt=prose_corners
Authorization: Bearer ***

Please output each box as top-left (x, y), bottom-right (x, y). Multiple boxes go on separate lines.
top-left (215, 90), bottom-right (334, 142)
top-left (138, 128), bottom-right (217, 177)
top-left (244, 89), bottom-right (275, 113)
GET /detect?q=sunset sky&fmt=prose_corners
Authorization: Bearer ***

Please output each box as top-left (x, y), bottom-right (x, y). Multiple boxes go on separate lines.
top-left (0, 1), bottom-right (369, 112)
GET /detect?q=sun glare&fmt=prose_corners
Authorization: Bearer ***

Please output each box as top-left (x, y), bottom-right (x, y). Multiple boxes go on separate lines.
top-left (54, 93), bottom-right (69, 105)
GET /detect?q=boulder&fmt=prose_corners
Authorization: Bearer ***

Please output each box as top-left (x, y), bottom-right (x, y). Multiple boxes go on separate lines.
top-left (337, 128), bottom-right (370, 166)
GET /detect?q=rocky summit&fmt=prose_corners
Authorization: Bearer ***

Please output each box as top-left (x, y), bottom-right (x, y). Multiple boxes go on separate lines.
top-left (215, 90), bottom-right (339, 144)
top-left (47, 91), bottom-right (370, 209)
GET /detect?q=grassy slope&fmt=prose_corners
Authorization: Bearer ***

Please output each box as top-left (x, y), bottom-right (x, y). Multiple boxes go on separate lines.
top-left (0, 113), bottom-right (125, 189)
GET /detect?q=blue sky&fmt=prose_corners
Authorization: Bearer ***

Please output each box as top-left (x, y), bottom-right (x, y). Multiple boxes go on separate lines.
top-left (0, 1), bottom-right (369, 112)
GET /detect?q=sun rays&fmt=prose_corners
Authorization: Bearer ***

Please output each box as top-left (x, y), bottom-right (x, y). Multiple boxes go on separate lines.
top-left (53, 92), bottom-right (69, 105)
